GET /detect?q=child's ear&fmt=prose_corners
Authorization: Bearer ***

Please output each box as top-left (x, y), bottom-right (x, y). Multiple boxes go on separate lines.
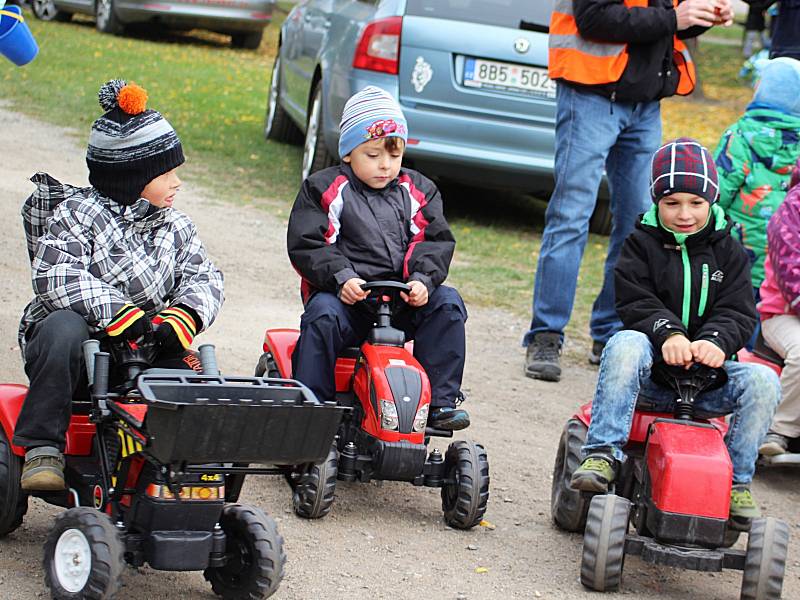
top-left (343, 155), bottom-right (351, 163)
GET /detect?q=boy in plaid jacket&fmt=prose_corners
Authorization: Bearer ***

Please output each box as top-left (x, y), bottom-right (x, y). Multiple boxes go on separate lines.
top-left (14, 80), bottom-right (224, 491)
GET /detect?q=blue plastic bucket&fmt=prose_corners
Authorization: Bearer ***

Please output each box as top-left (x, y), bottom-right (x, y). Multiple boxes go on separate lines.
top-left (0, 5), bottom-right (38, 66)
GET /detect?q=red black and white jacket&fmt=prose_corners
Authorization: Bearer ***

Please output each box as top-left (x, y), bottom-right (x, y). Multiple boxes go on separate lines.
top-left (287, 164), bottom-right (455, 303)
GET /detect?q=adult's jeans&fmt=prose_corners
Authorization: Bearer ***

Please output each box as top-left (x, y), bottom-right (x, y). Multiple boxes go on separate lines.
top-left (523, 84), bottom-right (661, 347)
top-left (583, 330), bottom-right (780, 484)
top-left (293, 286), bottom-right (467, 407)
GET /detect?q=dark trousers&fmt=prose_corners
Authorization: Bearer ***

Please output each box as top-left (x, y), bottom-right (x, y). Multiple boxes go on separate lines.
top-left (13, 310), bottom-right (194, 450)
top-left (292, 285), bottom-right (467, 408)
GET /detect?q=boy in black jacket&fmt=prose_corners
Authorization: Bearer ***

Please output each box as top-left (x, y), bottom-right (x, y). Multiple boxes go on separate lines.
top-left (570, 138), bottom-right (779, 519)
top-left (287, 86), bottom-right (469, 431)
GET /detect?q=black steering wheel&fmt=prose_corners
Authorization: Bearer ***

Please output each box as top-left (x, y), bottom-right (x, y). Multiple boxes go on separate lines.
top-left (651, 362), bottom-right (728, 396)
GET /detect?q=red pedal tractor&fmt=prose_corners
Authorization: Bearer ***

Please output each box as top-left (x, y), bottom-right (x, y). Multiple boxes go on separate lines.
top-left (0, 338), bottom-right (345, 599)
top-left (551, 364), bottom-right (789, 599)
top-left (256, 281), bottom-right (490, 529)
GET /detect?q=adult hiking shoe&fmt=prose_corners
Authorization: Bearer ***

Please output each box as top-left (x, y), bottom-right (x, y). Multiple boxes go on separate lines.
top-left (524, 332), bottom-right (561, 382)
top-left (730, 485), bottom-right (761, 520)
top-left (20, 446), bottom-right (65, 492)
top-left (759, 431), bottom-right (789, 456)
top-left (570, 455), bottom-right (615, 493)
top-left (427, 407), bottom-right (470, 431)
top-left (588, 340), bottom-right (605, 366)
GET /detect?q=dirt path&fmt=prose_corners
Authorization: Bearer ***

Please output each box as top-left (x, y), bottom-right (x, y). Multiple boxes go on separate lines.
top-left (0, 104), bottom-right (797, 600)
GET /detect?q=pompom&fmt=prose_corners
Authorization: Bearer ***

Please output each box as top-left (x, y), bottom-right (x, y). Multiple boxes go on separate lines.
top-left (117, 83), bottom-right (148, 115)
top-left (98, 79), bottom-right (126, 112)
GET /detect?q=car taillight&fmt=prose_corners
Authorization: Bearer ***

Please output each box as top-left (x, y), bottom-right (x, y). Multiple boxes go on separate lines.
top-left (352, 16), bottom-right (402, 75)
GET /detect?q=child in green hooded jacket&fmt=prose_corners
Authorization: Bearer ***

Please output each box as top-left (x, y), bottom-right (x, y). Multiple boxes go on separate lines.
top-left (714, 57), bottom-right (800, 294)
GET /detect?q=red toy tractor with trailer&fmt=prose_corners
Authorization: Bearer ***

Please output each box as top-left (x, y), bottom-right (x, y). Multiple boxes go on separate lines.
top-left (551, 363), bottom-right (789, 599)
top-left (255, 281), bottom-right (490, 529)
top-left (0, 337), bottom-right (346, 599)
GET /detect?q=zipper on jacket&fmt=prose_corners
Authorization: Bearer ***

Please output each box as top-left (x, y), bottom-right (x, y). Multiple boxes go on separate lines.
top-left (680, 244), bottom-right (691, 328)
top-left (698, 263), bottom-right (709, 318)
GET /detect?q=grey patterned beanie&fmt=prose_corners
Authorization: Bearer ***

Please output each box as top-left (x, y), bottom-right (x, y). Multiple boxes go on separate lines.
top-left (86, 79), bottom-right (185, 205)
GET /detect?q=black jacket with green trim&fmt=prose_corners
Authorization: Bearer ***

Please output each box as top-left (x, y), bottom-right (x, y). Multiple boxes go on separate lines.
top-left (614, 204), bottom-right (756, 356)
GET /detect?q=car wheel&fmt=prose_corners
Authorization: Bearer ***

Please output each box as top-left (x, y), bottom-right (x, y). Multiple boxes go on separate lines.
top-left (95, 0), bottom-right (123, 35)
top-left (231, 31), bottom-right (263, 50)
top-left (265, 56), bottom-right (303, 145)
top-left (301, 83), bottom-right (336, 181)
top-left (31, 0), bottom-right (71, 21)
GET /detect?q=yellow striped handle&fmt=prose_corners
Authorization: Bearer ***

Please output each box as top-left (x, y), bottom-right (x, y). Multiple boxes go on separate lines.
top-left (0, 9), bottom-right (24, 22)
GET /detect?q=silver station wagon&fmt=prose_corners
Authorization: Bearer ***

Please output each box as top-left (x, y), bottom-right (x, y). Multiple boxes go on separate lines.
top-left (30, 0), bottom-right (274, 48)
top-left (265, 0), bottom-right (560, 192)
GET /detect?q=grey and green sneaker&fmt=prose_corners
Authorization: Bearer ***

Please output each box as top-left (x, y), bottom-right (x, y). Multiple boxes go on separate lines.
top-left (20, 446), bottom-right (65, 492)
top-left (730, 485), bottom-right (761, 520)
top-left (570, 454), bottom-right (615, 493)
top-left (759, 432), bottom-right (789, 456)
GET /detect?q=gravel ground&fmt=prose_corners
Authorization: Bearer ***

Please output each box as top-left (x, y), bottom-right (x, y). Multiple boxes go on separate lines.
top-left (0, 104), bottom-right (797, 599)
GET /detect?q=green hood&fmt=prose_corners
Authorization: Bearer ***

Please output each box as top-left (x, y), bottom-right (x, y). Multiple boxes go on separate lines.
top-left (738, 109), bottom-right (800, 169)
top-left (641, 203), bottom-right (727, 243)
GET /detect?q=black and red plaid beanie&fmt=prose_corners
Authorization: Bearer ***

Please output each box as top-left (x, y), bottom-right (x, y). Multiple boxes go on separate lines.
top-left (649, 137), bottom-right (719, 204)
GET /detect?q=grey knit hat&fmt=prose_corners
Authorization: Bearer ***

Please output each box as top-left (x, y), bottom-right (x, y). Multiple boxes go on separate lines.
top-left (86, 79), bottom-right (185, 205)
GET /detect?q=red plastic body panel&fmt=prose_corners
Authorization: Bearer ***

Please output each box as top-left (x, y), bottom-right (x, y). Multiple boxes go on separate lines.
top-left (0, 384), bottom-right (29, 457)
top-left (352, 344), bottom-right (430, 444)
top-left (575, 402), bottom-right (728, 441)
top-left (737, 348), bottom-right (782, 376)
top-left (646, 421), bottom-right (732, 519)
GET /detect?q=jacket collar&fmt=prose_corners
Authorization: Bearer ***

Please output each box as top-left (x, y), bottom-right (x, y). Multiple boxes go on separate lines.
top-left (95, 190), bottom-right (170, 230)
top-left (639, 203), bottom-right (731, 247)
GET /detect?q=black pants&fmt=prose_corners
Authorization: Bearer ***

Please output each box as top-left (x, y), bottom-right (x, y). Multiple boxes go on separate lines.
top-left (13, 310), bottom-right (193, 450)
top-left (292, 286), bottom-right (467, 408)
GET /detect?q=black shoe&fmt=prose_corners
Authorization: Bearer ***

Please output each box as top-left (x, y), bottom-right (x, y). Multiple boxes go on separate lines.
top-left (588, 340), bottom-right (605, 366)
top-left (524, 332), bottom-right (562, 382)
top-left (428, 407), bottom-right (470, 431)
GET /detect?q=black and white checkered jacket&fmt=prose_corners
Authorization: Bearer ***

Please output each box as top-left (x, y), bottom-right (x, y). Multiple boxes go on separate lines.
top-left (19, 173), bottom-right (224, 353)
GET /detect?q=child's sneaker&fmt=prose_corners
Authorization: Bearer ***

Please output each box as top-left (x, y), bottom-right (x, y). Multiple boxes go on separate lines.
top-left (20, 446), bottom-right (65, 491)
top-left (570, 454), bottom-right (615, 493)
top-left (427, 406), bottom-right (470, 431)
top-left (759, 431), bottom-right (789, 456)
top-left (729, 485), bottom-right (761, 520)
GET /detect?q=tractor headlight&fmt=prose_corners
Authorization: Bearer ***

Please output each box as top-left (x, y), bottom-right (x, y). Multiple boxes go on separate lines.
top-left (380, 399), bottom-right (399, 431)
top-left (412, 404), bottom-right (429, 432)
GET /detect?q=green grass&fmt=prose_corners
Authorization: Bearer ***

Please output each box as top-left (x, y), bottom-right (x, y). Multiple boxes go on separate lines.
top-left (0, 12), bottom-right (749, 355)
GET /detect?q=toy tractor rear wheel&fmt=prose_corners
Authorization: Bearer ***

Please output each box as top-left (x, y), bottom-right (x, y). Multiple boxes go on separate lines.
top-left (740, 517), bottom-right (789, 600)
top-left (441, 440), bottom-right (490, 530)
top-left (292, 443), bottom-right (339, 519)
top-left (0, 427), bottom-right (27, 537)
top-left (43, 507), bottom-right (124, 599)
top-left (551, 418), bottom-right (590, 532)
top-left (580, 494), bottom-right (630, 592)
top-left (204, 504), bottom-right (286, 599)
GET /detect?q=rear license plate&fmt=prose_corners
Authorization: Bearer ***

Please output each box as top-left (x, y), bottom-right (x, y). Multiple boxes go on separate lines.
top-left (464, 57), bottom-right (556, 99)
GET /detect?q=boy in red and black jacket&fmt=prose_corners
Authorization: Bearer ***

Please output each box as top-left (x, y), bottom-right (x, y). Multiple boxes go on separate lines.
top-left (287, 86), bottom-right (469, 430)
top-left (569, 138), bottom-right (780, 521)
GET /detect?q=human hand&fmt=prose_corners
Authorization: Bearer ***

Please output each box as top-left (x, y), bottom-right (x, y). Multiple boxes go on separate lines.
top-left (400, 280), bottom-right (429, 307)
top-left (675, 0), bottom-right (721, 30)
top-left (152, 306), bottom-right (197, 355)
top-left (339, 278), bottom-right (369, 305)
top-left (690, 339), bottom-right (725, 368)
top-left (662, 334), bottom-right (693, 367)
top-left (106, 304), bottom-right (151, 341)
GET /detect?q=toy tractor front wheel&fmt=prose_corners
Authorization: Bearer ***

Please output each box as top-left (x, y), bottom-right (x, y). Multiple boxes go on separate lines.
top-left (204, 504), bottom-right (286, 600)
top-left (0, 427), bottom-right (27, 537)
top-left (291, 443), bottom-right (339, 519)
top-left (740, 517), bottom-right (789, 600)
top-left (43, 507), bottom-right (124, 600)
top-left (441, 440), bottom-right (490, 530)
top-left (580, 494), bottom-right (630, 592)
top-left (551, 418), bottom-right (590, 532)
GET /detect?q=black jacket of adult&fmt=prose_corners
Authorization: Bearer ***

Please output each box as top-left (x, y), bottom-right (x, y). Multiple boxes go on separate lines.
top-left (569, 0), bottom-right (707, 102)
top-left (287, 164), bottom-right (455, 303)
top-left (746, 0), bottom-right (800, 60)
top-left (614, 204), bottom-right (756, 357)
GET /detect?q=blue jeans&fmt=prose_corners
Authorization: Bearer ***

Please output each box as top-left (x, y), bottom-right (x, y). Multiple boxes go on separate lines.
top-left (583, 330), bottom-right (780, 484)
top-left (523, 84), bottom-right (661, 346)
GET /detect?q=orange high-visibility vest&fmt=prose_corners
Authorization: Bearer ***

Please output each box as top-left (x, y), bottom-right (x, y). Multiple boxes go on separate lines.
top-left (549, 0), bottom-right (696, 96)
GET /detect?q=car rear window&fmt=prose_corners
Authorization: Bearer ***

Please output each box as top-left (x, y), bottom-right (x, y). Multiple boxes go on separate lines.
top-left (404, 0), bottom-right (553, 30)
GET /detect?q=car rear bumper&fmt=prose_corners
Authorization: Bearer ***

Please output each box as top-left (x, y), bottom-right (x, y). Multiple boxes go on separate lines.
top-left (115, 1), bottom-right (271, 32)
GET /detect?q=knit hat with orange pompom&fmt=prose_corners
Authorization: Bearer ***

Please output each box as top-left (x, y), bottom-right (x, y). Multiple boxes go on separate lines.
top-left (86, 79), bottom-right (184, 205)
